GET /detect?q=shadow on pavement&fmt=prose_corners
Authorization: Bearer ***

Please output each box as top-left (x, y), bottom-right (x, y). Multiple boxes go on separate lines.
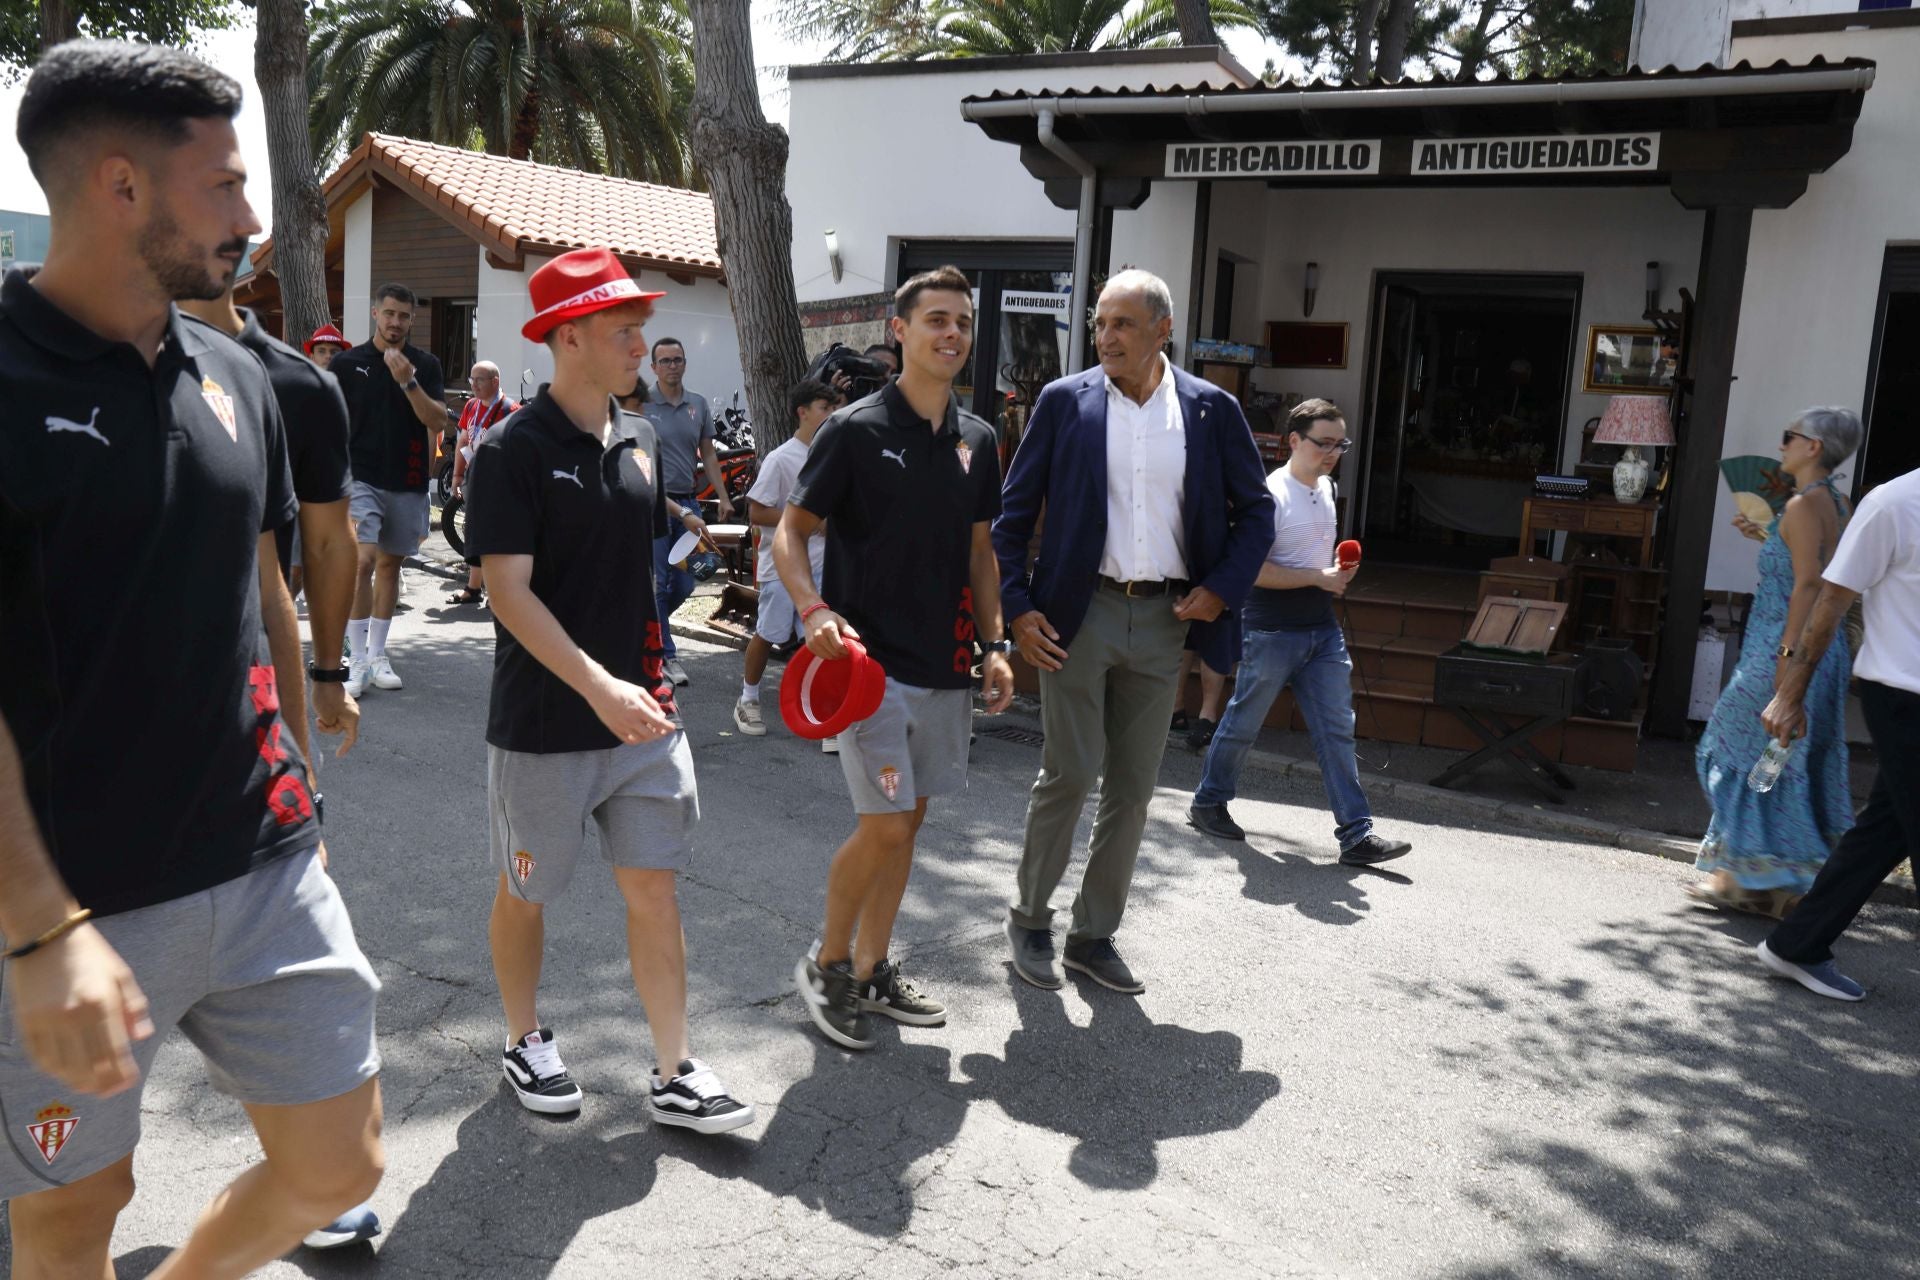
top-left (957, 974), bottom-right (1281, 1190)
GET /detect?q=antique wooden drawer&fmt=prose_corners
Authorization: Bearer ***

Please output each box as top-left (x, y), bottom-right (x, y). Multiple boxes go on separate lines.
top-left (1434, 650), bottom-right (1579, 719)
top-left (1584, 508), bottom-right (1652, 534)
top-left (1527, 504), bottom-right (1586, 531)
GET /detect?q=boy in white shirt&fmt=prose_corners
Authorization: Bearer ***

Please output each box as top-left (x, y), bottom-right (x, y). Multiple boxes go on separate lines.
top-left (734, 379), bottom-right (837, 738)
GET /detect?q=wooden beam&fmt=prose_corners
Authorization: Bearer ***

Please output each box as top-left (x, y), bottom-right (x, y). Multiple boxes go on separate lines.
top-left (1670, 171), bottom-right (1807, 210)
top-left (484, 251), bottom-right (523, 271)
top-left (1649, 204), bottom-right (1753, 738)
top-left (665, 270), bottom-right (696, 286)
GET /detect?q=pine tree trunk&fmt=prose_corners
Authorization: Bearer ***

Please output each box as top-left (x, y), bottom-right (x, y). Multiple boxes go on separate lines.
top-left (689, 0), bottom-right (807, 456)
top-left (255, 0), bottom-right (332, 341)
top-left (1172, 0), bottom-right (1217, 47)
top-left (1454, 0), bottom-right (1499, 81)
top-left (1375, 0), bottom-right (1417, 81)
top-left (38, 0), bottom-right (77, 50)
top-left (1351, 0), bottom-right (1383, 82)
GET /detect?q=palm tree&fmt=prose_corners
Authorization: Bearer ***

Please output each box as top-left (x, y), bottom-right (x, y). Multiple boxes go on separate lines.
top-left (785, 0), bottom-right (1254, 61)
top-left (308, 0), bottom-right (694, 184)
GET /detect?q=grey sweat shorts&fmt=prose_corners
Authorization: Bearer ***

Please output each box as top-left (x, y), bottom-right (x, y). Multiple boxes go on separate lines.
top-left (350, 481), bottom-right (430, 556)
top-left (836, 678), bottom-right (973, 814)
top-left (489, 732), bottom-right (699, 904)
top-left (0, 849), bottom-right (382, 1199)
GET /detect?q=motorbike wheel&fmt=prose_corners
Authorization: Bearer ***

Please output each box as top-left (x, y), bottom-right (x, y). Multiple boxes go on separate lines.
top-left (441, 494), bottom-right (467, 557)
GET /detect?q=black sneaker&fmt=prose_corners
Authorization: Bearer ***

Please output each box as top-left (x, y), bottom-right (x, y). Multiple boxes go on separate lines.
top-left (1186, 717), bottom-right (1218, 752)
top-left (1006, 919), bottom-right (1064, 990)
top-left (859, 959), bottom-right (947, 1025)
top-left (794, 955), bottom-right (875, 1050)
top-left (1340, 834), bottom-right (1412, 866)
top-left (1170, 709), bottom-right (1190, 734)
top-left (1188, 802), bottom-right (1245, 841)
top-left (1062, 938), bottom-right (1145, 994)
top-left (649, 1058), bottom-right (756, 1134)
top-left (501, 1028), bottom-right (583, 1114)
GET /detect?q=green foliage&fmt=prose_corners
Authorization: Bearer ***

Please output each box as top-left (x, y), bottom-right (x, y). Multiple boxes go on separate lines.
top-left (1256, 0), bottom-right (1631, 82)
top-left (784, 0), bottom-right (1255, 61)
top-left (0, 0), bottom-right (238, 81)
top-left (307, 0), bottom-right (693, 183)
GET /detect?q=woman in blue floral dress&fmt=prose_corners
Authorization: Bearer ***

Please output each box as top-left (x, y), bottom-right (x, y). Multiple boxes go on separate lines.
top-left (1692, 407), bottom-right (1863, 917)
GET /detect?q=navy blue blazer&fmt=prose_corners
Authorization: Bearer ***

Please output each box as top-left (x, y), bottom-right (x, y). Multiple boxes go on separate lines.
top-left (992, 364), bottom-right (1276, 673)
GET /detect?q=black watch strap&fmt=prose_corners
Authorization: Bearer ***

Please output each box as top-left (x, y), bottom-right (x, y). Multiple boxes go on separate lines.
top-left (309, 664), bottom-right (350, 683)
top-left (981, 639), bottom-right (1014, 655)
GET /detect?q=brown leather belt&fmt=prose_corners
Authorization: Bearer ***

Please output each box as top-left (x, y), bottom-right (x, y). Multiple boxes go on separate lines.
top-left (1098, 575), bottom-right (1186, 599)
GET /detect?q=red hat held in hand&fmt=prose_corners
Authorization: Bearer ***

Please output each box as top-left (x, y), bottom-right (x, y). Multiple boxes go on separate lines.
top-left (522, 246), bottom-right (665, 343)
top-left (303, 322), bottom-right (348, 355)
top-left (781, 638), bottom-right (887, 740)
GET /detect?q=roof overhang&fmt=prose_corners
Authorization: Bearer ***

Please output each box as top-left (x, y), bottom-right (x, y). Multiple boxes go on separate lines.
top-left (961, 59), bottom-right (1875, 210)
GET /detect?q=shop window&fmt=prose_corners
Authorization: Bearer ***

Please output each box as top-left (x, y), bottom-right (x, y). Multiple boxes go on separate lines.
top-left (434, 297), bottom-right (478, 386)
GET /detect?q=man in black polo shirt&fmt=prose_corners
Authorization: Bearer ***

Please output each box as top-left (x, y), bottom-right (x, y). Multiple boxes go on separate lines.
top-left (779, 265), bottom-right (1015, 1051)
top-left (466, 246), bottom-right (751, 1132)
top-left (180, 285), bottom-right (361, 758)
top-left (0, 42), bottom-right (382, 1278)
top-left (332, 282), bottom-right (447, 697)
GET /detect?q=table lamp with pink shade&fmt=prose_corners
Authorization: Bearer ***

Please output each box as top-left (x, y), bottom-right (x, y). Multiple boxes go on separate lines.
top-left (1593, 395), bottom-right (1674, 502)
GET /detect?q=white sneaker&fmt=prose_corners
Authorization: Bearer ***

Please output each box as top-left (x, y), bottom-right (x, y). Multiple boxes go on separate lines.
top-left (821, 734), bottom-right (839, 754)
top-left (664, 658), bottom-right (690, 687)
top-left (345, 660), bottom-right (371, 698)
top-left (733, 698), bottom-right (765, 736)
top-left (369, 656), bottom-right (403, 690)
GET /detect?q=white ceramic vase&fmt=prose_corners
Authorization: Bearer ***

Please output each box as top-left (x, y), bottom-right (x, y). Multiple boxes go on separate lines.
top-left (1612, 446), bottom-right (1650, 502)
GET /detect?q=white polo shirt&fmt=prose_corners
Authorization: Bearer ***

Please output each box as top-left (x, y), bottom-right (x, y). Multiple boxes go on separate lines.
top-left (1098, 356), bottom-right (1188, 583)
top-left (1823, 468), bottom-right (1920, 695)
top-left (748, 434), bottom-right (825, 585)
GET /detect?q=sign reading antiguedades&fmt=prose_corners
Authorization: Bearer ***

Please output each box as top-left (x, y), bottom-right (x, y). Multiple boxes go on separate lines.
top-left (1413, 133), bottom-right (1660, 176)
top-left (1166, 140), bottom-right (1381, 178)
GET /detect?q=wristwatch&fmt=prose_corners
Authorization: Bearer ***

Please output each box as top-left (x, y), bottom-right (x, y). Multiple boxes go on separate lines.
top-left (1775, 644), bottom-right (1794, 659)
top-left (981, 639), bottom-right (1014, 655)
top-left (310, 663), bottom-right (350, 683)
top-left (403, 377), bottom-right (420, 392)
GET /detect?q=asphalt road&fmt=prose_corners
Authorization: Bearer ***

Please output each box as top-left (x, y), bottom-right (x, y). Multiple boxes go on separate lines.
top-left (7, 557), bottom-right (1920, 1279)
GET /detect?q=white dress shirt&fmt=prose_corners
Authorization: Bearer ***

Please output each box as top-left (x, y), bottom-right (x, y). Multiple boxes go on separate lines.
top-left (1099, 356), bottom-right (1189, 582)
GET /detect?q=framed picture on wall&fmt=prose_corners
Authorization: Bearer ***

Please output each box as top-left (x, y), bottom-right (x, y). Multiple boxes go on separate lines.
top-left (1265, 321), bottom-right (1349, 369)
top-left (1582, 324), bottom-right (1675, 396)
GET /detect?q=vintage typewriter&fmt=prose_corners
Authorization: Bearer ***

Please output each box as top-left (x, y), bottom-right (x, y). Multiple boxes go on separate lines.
top-left (1532, 474), bottom-right (1591, 500)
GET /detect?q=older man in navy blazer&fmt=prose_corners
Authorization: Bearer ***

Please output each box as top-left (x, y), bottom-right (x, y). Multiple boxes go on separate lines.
top-left (994, 269), bottom-right (1275, 993)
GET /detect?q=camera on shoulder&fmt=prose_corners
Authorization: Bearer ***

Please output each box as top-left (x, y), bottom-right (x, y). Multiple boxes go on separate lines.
top-left (805, 343), bottom-right (892, 404)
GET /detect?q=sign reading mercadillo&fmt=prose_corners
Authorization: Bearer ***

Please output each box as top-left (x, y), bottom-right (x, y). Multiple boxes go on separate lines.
top-left (1166, 140), bottom-right (1381, 178)
top-left (1413, 133), bottom-right (1660, 176)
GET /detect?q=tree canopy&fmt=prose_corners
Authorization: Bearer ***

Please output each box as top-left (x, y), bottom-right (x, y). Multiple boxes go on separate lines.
top-left (783, 0), bottom-right (1255, 61)
top-left (1, 0), bottom-right (236, 81)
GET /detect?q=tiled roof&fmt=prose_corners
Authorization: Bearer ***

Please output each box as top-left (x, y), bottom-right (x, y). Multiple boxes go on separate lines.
top-left (251, 133), bottom-right (721, 279)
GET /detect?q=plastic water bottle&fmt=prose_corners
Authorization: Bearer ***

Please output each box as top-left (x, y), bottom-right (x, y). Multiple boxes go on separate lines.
top-left (1748, 739), bottom-right (1795, 793)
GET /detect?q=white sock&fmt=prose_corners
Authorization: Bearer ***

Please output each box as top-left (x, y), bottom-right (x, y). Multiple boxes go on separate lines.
top-left (348, 618), bottom-right (370, 666)
top-left (741, 679), bottom-right (760, 703)
top-left (369, 617), bottom-right (392, 658)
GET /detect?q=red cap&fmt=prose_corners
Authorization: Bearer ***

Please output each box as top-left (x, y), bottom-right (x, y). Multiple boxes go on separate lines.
top-left (521, 247), bottom-right (665, 342)
top-left (780, 639), bottom-right (887, 740)
top-left (303, 323), bottom-right (348, 355)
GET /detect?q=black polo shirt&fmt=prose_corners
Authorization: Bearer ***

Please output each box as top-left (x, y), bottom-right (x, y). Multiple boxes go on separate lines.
top-left (465, 389), bottom-right (673, 753)
top-left (184, 309), bottom-right (352, 578)
top-left (0, 274), bottom-right (319, 919)
top-left (333, 339), bottom-right (444, 492)
top-left (790, 380), bottom-right (1002, 690)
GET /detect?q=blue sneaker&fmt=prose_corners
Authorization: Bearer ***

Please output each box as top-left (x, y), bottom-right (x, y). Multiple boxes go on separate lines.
top-left (303, 1202), bottom-right (381, 1249)
top-left (1757, 940), bottom-right (1865, 1002)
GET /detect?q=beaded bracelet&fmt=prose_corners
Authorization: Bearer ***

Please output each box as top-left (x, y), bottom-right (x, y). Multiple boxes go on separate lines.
top-left (5, 908), bottom-right (92, 961)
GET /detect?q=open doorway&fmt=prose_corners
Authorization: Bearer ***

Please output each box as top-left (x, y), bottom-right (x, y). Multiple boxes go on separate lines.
top-left (1859, 246), bottom-right (1920, 500)
top-left (1358, 272), bottom-right (1583, 568)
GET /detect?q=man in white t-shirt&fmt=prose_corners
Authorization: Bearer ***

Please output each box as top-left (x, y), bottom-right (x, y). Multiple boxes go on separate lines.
top-left (1187, 398), bottom-right (1412, 866)
top-left (1758, 465), bottom-right (1920, 1002)
top-left (733, 379), bottom-right (836, 738)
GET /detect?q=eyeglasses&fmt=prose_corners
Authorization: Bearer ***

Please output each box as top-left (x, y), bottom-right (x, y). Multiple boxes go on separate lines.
top-left (1782, 429), bottom-right (1813, 447)
top-left (1302, 436), bottom-right (1352, 453)
top-left (654, 356), bottom-right (686, 366)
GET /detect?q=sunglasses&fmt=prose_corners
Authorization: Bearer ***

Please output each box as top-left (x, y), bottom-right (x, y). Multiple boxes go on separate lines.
top-left (1302, 436), bottom-right (1353, 454)
top-left (1781, 429), bottom-right (1813, 448)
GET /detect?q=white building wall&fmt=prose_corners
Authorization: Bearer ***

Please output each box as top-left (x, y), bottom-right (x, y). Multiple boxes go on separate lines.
top-left (1108, 181), bottom-right (1201, 353)
top-left (471, 250), bottom-right (743, 408)
top-left (787, 56), bottom-right (1247, 315)
top-left (1705, 23), bottom-right (1920, 591)
top-left (1201, 185), bottom-right (1703, 495)
top-left (1633, 0), bottom-right (1875, 70)
top-left (342, 190), bottom-right (373, 343)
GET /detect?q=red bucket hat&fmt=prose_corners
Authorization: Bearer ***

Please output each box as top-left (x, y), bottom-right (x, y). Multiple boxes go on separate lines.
top-left (303, 322), bottom-right (348, 355)
top-left (522, 246), bottom-right (665, 342)
top-left (780, 638), bottom-right (887, 740)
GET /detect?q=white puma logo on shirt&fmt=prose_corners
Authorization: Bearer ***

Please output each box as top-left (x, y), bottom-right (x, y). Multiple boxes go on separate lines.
top-left (552, 467), bottom-right (584, 488)
top-left (880, 448), bottom-right (907, 468)
top-left (353, 366), bottom-right (371, 376)
top-left (46, 407), bottom-right (108, 446)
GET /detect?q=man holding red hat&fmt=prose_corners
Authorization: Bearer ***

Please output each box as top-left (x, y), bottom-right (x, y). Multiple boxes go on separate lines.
top-left (463, 246), bottom-right (752, 1132)
top-left (304, 323), bottom-right (348, 371)
top-left (777, 264), bottom-right (1016, 1052)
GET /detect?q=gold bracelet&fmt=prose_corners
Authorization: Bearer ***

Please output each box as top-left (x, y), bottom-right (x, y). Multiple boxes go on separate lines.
top-left (4, 908), bottom-right (92, 961)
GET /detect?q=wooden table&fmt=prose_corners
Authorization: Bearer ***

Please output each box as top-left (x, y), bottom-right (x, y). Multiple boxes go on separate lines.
top-left (1520, 495), bottom-right (1659, 567)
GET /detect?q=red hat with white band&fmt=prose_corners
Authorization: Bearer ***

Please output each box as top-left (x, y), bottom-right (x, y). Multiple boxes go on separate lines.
top-left (521, 246), bottom-right (665, 342)
top-left (303, 322), bottom-right (348, 354)
top-left (780, 638), bottom-right (887, 741)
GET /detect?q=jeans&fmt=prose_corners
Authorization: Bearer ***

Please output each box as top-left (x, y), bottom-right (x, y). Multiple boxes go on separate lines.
top-left (652, 528), bottom-right (695, 659)
top-left (1768, 679), bottom-right (1920, 964)
top-left (1193, 621), bottom-right (1372, 850)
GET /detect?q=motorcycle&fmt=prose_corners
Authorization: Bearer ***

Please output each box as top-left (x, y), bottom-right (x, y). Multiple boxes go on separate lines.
top-left (693, 390), bottom-right (757, 514)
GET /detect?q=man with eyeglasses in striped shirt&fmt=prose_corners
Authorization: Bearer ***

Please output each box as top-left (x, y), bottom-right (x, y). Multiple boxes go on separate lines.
top-left (1187, 399), bottom-right (1413, 866)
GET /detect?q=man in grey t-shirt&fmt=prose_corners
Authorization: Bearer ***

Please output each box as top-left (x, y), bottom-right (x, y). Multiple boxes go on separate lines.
top-left (642, 337), bottom-right (735, 686)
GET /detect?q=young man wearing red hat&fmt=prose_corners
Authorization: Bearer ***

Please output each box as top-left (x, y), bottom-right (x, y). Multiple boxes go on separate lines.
top-left (304, 323), bottom-right (348, 371)
top-left (464, 246), bottom-right (751, 1132)
top-left (777, 265), bottom-right (1016, 1051)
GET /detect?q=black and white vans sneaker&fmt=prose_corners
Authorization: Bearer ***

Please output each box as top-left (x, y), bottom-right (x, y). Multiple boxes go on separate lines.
top-left (502, 1028), bottom-right (584, 1114)
top-left (858, 958), bottom-right (947, 1026)
top-left (649, 1058), bottom-right (756, 1134)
